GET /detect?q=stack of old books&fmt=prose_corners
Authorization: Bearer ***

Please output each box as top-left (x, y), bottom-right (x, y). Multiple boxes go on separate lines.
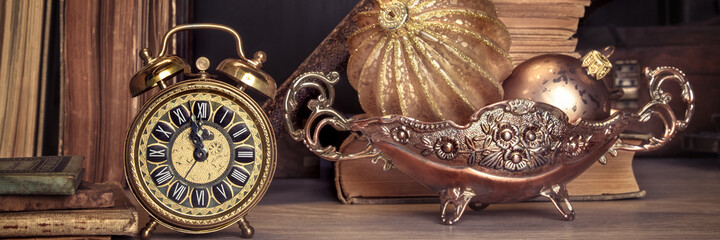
top-left (0, 156), bottom-right (137, 238)
top-left (494, 0), bottom-right (590, 66)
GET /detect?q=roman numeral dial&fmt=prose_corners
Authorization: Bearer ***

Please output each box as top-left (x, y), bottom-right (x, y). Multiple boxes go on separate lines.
top-left (213, 106), bottom-right (234, 127)
top-left (191, 188), bottom-right (208, 208)
top-left (229, 123), bottom-right (250, 142)
top-left (169, 181), bottom-right (189, 203)
top-left (212, 181), bottom-right (232, 204)
top-left (126, 78), bottom-right (276, 236)
top-left (193, 101), bottom-right (210, 121)
top-left (228, 166), bottom-right (250, 186)
top-left (131, 86), bottom-right (271, 220)
top-left (147, 145), bottom-right (167, 162)
top-left (169, 106), bottom-right (190, 127)
top-left (152, 122), bottom-right (175, 142)
top-left (235, 146), bottom-right (255, 163)
top-left (150, 166), bottom-right (173, 186)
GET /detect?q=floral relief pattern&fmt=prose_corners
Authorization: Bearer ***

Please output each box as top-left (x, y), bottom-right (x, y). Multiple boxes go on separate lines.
top-left (404, 99), bottom-right (590, 172)
top-left (391, 126), bottom-right (411, 144)
top-left (433, 137), bottom-right (459, 161)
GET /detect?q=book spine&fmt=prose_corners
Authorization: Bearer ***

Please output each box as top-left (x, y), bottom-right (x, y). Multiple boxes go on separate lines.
top-left (0, 209), bottom-right (138, 237)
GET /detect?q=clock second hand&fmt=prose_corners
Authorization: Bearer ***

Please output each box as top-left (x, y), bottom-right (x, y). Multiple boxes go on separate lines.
top-left (183, 159), bottom-right (198, 179)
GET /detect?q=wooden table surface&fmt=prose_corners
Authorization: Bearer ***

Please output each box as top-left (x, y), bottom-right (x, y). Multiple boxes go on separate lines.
top-left (124, 157), bottom-right (720, 239)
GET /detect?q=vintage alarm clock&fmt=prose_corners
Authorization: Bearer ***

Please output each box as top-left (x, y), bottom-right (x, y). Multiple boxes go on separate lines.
top-left (125, 24), bottom-right (276, 239)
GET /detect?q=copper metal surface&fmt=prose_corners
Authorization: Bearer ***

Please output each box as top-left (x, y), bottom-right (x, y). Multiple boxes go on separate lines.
top-left (283, 65), bottom-right (694, 224)
top-left (502, 54), bottom-right (611, 122)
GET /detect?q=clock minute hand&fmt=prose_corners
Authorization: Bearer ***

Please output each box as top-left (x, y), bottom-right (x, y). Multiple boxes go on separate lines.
top-left (188, 101), bottom-right (208, 161)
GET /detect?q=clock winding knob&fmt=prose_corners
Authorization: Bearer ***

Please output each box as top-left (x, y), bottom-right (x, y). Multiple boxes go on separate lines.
top-left (196, 57), bottom-right (210, 71)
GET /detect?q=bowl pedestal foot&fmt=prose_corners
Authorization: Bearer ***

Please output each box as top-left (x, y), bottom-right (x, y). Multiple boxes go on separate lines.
top-left (540, 184), bottom-right (576, 221)
top-left (439, 187), bottom-right (476, 225)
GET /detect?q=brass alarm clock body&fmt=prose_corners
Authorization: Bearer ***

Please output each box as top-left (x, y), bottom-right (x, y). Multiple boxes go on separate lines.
top-left (125, 78), bottom-right (275, 233)
top-left (124, 24), bottom-right (276, 238)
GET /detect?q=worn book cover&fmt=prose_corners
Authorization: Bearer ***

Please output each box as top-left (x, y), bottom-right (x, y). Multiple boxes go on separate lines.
top-left (0, 184), bottom-right (137, 237)
top-left (0, 182), bottom-right (115, 212)
top-left (4, 237), bottom-right (110, 240)
top-left (0, 156), bottom-right (84, 195)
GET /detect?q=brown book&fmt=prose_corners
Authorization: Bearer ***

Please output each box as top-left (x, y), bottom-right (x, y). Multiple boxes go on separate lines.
top-left (0, 0), bottom-right (48, 157)
top-left (512, 52), bottom-right (582, 64)
top-left (500, 17), bottom-right (581, 32)
top-left (0, 156), bottom-right (84, 195)
top-left (60, 0), bottom-right (177, 183)
top-left (512, 38), bottom-right (578, 47)
top-left (510, 44), bottom-right (578, 53)
top-left (0, 182), bottom-right (115, 212)
top-left (495, 0), bottom-right (590, 5)
top-left (0, 184), bottom-right (137, 237)
top-left (496, 3), bottom-right (586, 18)
top-left (508, 28), bottom-right (579, 40)
top-left (335, 134), bottom-right (644, 204)
top-left (5, 237), bottom-right (111, 240)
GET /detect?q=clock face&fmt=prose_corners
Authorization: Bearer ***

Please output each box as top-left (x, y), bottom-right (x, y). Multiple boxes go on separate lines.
top-left (125, 80), bottom-right (275, 232)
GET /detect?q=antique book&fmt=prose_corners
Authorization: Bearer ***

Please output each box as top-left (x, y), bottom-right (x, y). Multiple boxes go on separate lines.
top-left (495, 3), bottom-right (586, 18)
top-left (5, 237), bottom-right (111, 240)
top-left (335, 134), bottom-right (644, 204)
top-left (500, 17), bottom-right (581, 33)
top-left (0, 156), bottom-right (84, 195)
top-left (0, 184), bottom-right (137, 237)
top-left (0, 0), bottom-right (49, 157)
top-left (0, 181), bottom-right (114, 212)
top-left (494, 0), bottom-right (590, 4)
top-left (60, 0), bottom-right (179, 183)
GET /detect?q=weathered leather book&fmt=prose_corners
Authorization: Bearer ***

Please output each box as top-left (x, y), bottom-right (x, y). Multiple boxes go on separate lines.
top-left (0, 156), bottom-right (84, 195)
top-left (335, 134), bottom-right (644, 204)
top-left (60, 0), bottom-right (179, 184)
top-left (4, 237), bottom-right (111, 240)
top-left (0, 184), bottom-right (137, 237)
top-left (0, 0), bottom-right (48, 158)
top-left (0, 182), bottom-right (115, 212)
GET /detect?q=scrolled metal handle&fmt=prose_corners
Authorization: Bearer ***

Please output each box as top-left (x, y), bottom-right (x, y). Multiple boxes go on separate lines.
top-left (283, 72), bottom-right (381, 161)
top-left (615, 66), bottom-right (695, 152)
top-left (151, 23), bottom-right (253, 63)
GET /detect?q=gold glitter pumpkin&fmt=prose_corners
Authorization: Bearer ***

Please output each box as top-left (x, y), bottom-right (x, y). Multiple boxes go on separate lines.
top-left (347, 0), bottom-right (513, 124)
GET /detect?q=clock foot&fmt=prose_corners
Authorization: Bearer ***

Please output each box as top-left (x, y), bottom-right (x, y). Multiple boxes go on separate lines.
top-left (140, 218), bottom-right (159, 240)
top-left (238, 216), bottom-right (254, 238)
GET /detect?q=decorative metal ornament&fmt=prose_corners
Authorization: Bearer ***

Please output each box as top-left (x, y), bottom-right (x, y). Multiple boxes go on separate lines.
top-left (125, 24), bottom-right (276, 239)
top-left (347, 0), bottom-right (514, 124)
top-left (581, 46), bottom-right (615, 80)
top-left (503, 53), bottom-right (612, 122)
top-left (283, 65), bottom-right (694, 224)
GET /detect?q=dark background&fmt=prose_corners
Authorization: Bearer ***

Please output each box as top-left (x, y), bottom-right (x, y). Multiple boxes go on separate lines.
top-left (42, 0), bottom-right (720, 159)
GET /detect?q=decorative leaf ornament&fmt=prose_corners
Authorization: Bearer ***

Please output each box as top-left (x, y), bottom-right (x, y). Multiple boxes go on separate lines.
top-left (347, 0), bottom-right (513, 124)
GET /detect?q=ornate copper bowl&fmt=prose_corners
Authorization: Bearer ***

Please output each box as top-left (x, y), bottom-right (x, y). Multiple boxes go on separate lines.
top-left (283, 67), bottom-right (694, 224)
